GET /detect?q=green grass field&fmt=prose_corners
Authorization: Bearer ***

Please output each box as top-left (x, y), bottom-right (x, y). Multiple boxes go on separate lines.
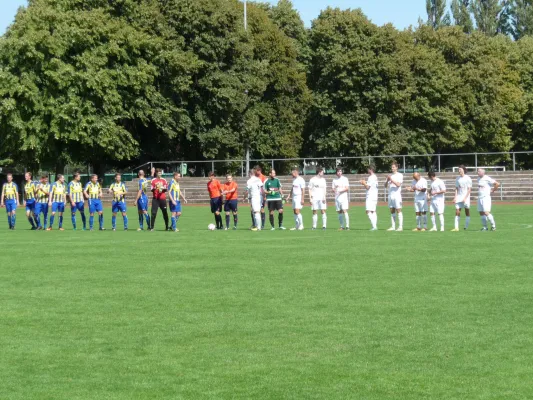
top-left (1, 204), bottom-right (532, 399)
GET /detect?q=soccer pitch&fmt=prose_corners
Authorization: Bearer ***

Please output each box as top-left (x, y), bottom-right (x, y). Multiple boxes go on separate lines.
top-left (1, 204), bottom-right (532, 399)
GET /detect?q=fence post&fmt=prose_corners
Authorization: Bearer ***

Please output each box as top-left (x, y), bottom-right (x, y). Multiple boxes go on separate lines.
top-left (513, 152), bottom-right (516, 172)
top-left (271, 159), bottom-right (274, 171)
top-left (474, 153), bottom-right (478, 169)
top-left (303, 159), bottom-right (306, 176)
top-left (501, 183), bottom-right (503, 201)
top-left (402, 155), bottom-right (406, 173)
top-left (241, 161), bottom-right (244, 177)
top-left (211, 161), bottom-right (215, 173)
top-left (438, 155), bottom-right (441, 173)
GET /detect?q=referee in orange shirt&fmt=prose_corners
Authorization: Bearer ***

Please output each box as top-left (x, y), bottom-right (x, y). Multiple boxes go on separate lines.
top-left (207, 172), bottom-right (224, 229)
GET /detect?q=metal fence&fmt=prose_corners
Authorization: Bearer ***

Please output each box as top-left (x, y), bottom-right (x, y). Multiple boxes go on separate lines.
top-left (130, 151), bottom-right (533, 177)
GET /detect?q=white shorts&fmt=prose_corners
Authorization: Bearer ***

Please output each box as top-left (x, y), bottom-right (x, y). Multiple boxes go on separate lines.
top-left (414, 199), bottom-right (428, 213)
top-left (388, 195), bottom-right (402, 210)
top-left (455, 201), bottom-right (470, 210)
top-left (477, 197), bottom-right (491, 213)
top-left (251, 197), bottom-right (262, 213)
top-left (311, 199), bottom-right (327, 211)
top-left (292, 196), bottom-right (303, 210)
top-left (430, 198), bottom-right (445, 214)
top-left (335, 197), bottom-right (349, 211)
top-left (366, 199), bottom-right (377, 212)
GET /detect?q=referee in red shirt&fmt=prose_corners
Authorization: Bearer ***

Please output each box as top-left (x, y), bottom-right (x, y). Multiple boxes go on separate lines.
top-left (150, 169), bottom-right (170, 231)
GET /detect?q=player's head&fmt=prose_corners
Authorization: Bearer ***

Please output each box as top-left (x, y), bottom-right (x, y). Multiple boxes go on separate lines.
top-left (40, 175), bottom-right (48, 184)
top-left (208, 171), bottom-right (216, 181)
top-left (254, 165), bottom-right (262, 174)
top-left (391, 162), bottom-right (398, 173)
top-left (115, 173), bottom-right (122, 182)
top-left (138, 170), bottom-right (145, 178)
top-left (90, 174), bottom-right (98, 183)
top-left (6, 173), bottom-right (13, 182)
top-left (226, 174), bottom-right (233, 183)
top-left (73, 172), bottom-right (81, 182)
top-left (317, 167), bottom-right (324, 177)
top-left (156, 168), bottom-right (163, 178)
top-left (57, 174), bottom-right (65, 183)
top-left (458, 165), bottom-right (467, 176)
top-left (367, 166), bottom-right (375, 175)
top-left (336, 167), bottom-right (343, 177)
top-left (477, 168), bottom-right (485, 177)
top-left (248, 169), bottom-right (254, 177)
top-left (174, 172), bottom-right (181, 181)
top-left (428, 171), bottom-right (436, 180)
top-left (254, 167), bottom-right (261, 178)
top-left (413, 172), bottom-right (420, 181)
top-left (269, 169), bottom-right (277, 179)
top-left (291, 167), bottom-right (300, 178)
top-left (25, 172), bottom-right (32, 181)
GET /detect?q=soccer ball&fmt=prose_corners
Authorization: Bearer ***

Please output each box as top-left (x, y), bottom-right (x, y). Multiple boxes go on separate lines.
top-left (208, 224), bottom-right (216, 231)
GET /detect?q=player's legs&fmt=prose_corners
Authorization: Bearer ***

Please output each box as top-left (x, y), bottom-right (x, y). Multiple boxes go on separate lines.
top-left (25, 202), bottom-right (36, 229)
top-left (312, 209), bottom-right (318, 229)
top-left (48, 203), bottom-right (58, 230)
top-left (159, 200), bottom-right (169, 230)
top-left (464, 207), bottom-right (471, 229)
top-left (112, 202), bottom-right (118, 230)
top-left (58, 203), bottom-right (65, 230)
top-left (150, 200), bottom-right (159, 230)
top-left (78, 203), bottom-right (87, 229)
top-left (260, 202), bottom-right (265, 230)
top-left (71, 205), bottom-right (78, 230)
top-left (223, 201), bottom-right (231, 230)
top-left (321, 209), bottom-right (327, 229)
top-left (388, 207), bottom-right (396, 231)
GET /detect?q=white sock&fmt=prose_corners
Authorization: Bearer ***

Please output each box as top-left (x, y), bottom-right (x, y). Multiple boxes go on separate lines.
top-left (390, 213), bottom-right (396, 229)
top-left (416, 215), bottom-right (421, 228)
top-left (372, 213), bottom-right (378, 229)
top-left (312, 214), bottom-right (318, 228)
top-left (322, 213), bottom-right (327, 228)
top-left (344, 212), bottom-right (350, 228)
top-left (298, 213), bottom-right (303, 228)
top-left (455, 216), bottom-right (460, 230)
top-left (439, 214), bottom-right (444, 230)
top-left (481, 215), bottom-right (487, 228)
top-left (338, 213), bottom-right (344, 228)
top-left (254, 213), bottom-right (262, 230)
top-left (423, 214), bottom-right (427, 229)
top-left (431, 215), bottom-right (436, 227)
top-left (465, 216), bottom-right (470, 228)
top-left (487, 214), bottom-right (495, 228)
top-left (368, 212), bottom-right (373, 227)
top-left (398, 212), bottom-right (403, 229)
top-left (294, 214), bottom-right (299, 228)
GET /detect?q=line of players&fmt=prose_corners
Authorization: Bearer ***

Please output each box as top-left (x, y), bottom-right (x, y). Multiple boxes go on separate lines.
top-left (206, 163), bottom-right (500, 232)
top-left (0, 168), bottom-right (187, 231)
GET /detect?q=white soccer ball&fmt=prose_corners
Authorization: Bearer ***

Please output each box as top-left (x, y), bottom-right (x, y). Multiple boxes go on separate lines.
top-left (208, 223), bottom-right (216, 231)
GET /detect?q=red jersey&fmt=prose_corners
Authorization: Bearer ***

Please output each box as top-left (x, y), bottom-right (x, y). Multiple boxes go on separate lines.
top-left (223, 181), bottom-right (238, 201)
top-left (207, 179), bottom-right (222, 198)
top-left (151, 178), bottom-right (168, 200)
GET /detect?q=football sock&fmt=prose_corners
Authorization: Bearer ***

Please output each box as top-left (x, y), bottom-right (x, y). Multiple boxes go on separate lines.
top-left (254, 213), bottom-right (262, 229)
top-left (226, 214), bottom-right (230, 229)
top-left (7, 215), bottom-right (12, 228)
top-left (481, 215), bottom-right (487, 228)
top-left (58, 216), bottom-right (63, 228)
top-left (416, 215), bottom-right (420, 228)
top-left (162, 209), bottom-right (169, 229)
top-left (233, 214), bottom-right (238, 227)
top-left (372, 212), bottom-right (378, 229)
top-left (12, 214), bottom-right (16, 227)
top-left (270, 214), bottom-right (275, 228)
top-left (297, 214), bottom-right (303, 228)
top-left (322, 213), bottom-right (327, 228)
top-left (251, 211), bottom-right (255, 228)
top-left (150, 212), bottom-right (157, 229)
top-left (50, 215), bottom-right (55, 228)
top-left (487, 214), bottom-right (495, 228)
top-left (312, 214), bottom-right (318, 228)
top-left (81, 212), bottom-right (86, 228)
top-left (99, 214), bottom-right (104, 229)
top-left (338, 213), bottom-right (345, 229)
top-left (465, 216), bottom-right (470, 228)
top-left (344, 212), bottom-right (350, 228)
top-left (278, 213), bottom-right (283, 227)
top-left (294, 213), bottom-right (299, 228)
top-left (261, 212), bottom-right (265, 229)
top-left (123, 215), bottom-right (128, 229)
top-left (422, 214), bottom-right (427, 228)
top-left (33, 216), bottom-right (39, 227)
top-left (71, 215), bottom-right (77, 229)
top-left (138, 214), bottom-right (143, 228)
top-left (145, 214), bottom-right (150, 228)
top-left (35, 215), bottom-right (41, 228)
top-left (439, 214), bottom-right (444, 229)
top-left (89, 215), bottom-right (94, 229)
top-left (455, 216), bottom-right (460, 230)
top-left (28, 216), bottom-right (36, 228)
top-left (431, 215), bottom-right (436, 227)
top-left (171, 216), bottom-right (176, 230)
top-left (397, 212), bottom-right (403, 229)
top-left (390, 213), bottom-right (396, 229)
top-left (112, 215), bottom-right (117, 229)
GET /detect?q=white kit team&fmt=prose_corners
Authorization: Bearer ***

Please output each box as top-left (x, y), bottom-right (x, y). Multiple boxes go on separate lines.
top-left (243, 163), bottom-right (500, 232)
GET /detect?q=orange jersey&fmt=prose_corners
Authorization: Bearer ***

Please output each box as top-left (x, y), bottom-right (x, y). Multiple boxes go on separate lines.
top-left (207, 179), bottom-right (222, 198)
top-left (223, 182), bottom-right (238, 201)
top-left (259, 173), bottom-right (267, 183)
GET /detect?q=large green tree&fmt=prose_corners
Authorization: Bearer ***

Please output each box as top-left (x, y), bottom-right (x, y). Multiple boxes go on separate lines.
top-left (451, 0), bottom-right (475, 32)
top-left (470, 0), bottom-right (510, 35)
top-left (426, 0), bottom-right (452, 29)
top-left (509, 0), bottom-right (533, 39)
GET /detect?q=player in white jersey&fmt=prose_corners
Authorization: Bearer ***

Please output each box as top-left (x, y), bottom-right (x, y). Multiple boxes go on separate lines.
top-left (308, 167), bottom-right (327, 230)
top-left (360, 167), bottom-right (378, 230)
top-left (286, 167), bottom-right (306, 230)
top-left (452, 165), bottom-right (472, 231)
top-left (246, 167), bottom-right (264, 231)
top-left (385, 162), bottom-right (404, 231)
top-left (428, 171), bottom-right (446, 231)
top-left (332, 168), bottom-right (350, 230)
top-left (477, 168), bottom-right (500, 231)
top-left (406, 172), bottom-right (428, 231)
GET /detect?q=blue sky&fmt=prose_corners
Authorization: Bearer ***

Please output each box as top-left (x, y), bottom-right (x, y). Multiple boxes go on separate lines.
top-left (1, 0), bottom-right (427, 34)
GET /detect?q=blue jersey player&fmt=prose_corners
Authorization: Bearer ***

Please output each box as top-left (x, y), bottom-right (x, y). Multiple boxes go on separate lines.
top-left (84, 174), bottom-right (105, 231)
top-left (23, 172), bottom-right (39, 230)
top-left (1, 173), bottom-right (20, 230)
top-left (47, 174), bottom-right (67, 231)
top-left (134, 169), bottom-right (151, 231)
top-left (67, 172), bottom-right (87, 230)
top-left (35, 175), bottom-right (51, 230)
top-left (168, 172), bottom-right (188, 232)
top-left (108, 173), bottom-right (128, 231)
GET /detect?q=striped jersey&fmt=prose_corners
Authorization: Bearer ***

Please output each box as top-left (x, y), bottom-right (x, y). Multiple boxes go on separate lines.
top-left (24, 181), bottom-right (38, 201)
top-left (2, 182), bottom-right (18, 201)
top-left (36, 183), bottom-right (51, 203)
top-left (50, 182), bottom-right (67, 203)
top-left (110, 182), bottom-right (127, 202)
top-left (67, 181), bottom-right (85, 203)
top-left (168, 179), bottom-right (181, 202)
top-left (85, 182), bottom-right (101, 199)
top-left (139, 178), bottom-right (150, 196)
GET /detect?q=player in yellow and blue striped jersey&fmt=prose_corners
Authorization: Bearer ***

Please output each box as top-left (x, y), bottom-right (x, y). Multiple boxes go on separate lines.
top-left (108, 173), bottom-right (128, 231)
top-left (134, 169), bottom-right (151, 231)
top-left (35, 175), bottom-right (51, 229)
top-left (168, 172), bottom-right (188, 232)
top-left (1, 173), bottom-right (20, 230)
top-left (84, 174), bottom-right (105, 230)
top-left (23, 172), bottom-right (39, 230)
top-left (67, 172), bottom-right (87, 230)
top-left (47, 174), bottom-right (67, 230)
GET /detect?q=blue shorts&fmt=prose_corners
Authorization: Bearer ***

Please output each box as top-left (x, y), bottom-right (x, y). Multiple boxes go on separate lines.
top-left (71, 201), bottom-right (85, 213)
top-left (35, 202), bottom-right (48, 215)
top-left (224, 199), bottom-right (238, 212)
top-left (137, 196), bottom-right (148, 212)
top-left (170, 201), bottom-right (182, 213)
top-left (112, 201), bottom-right (127, 213)
top-left (89, 199), bottom-right (103, 214)
top-left (52, 202), bottom-right (65, 213)
top-left (210, 197), bottom-right (222, 213)
top-left (25, 200), bottom-right (36, 213)
top-left (5, 200), bottom-right (17, 213)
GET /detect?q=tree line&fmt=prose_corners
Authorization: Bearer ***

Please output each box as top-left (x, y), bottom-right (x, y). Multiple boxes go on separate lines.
top-left (0, 0), bottom-right (532, 175)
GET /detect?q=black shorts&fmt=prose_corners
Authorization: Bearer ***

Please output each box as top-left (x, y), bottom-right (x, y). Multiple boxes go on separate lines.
top-left (224, 199), bottom-right (238, 212)
top-left (267, 200), bottom-right (283, 212)
top-left (210, 197), bottom-right (222, 213)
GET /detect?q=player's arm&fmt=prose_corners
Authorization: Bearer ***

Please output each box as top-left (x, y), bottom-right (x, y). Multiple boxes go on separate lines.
top-left (83, 184), bottom-right (89, 199)
top-left (179, 190), bottom-right (188, 204)
top-left (14, 184), bottom-right (20, 206)
top-left (169, 187), bottom-right (177, 205)
top-left (491, 180), bottom-right (501, 193)
top-left (0, 185), bottom-right (5, 207)
top-left (48, 184), bottom-right (54, 206)
top-left (384, 176), bottom-right (390, 188)
top-left (300, 183), bottom-right (305, 204)
top-left (360, 179), bottom-right (370, 190)
top-left (389, 177), bottom-right (402, 187)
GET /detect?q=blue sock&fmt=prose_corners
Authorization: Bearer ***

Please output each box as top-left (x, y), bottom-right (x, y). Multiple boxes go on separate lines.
top-left (225, 214), bottom-right (230, 228)
top-left (59, 216), bottom-right (63, 228)
top-left (43, 213), bottom-right (48, 229)
top-left (112, 215), bottom-right (116, 229)
top-left (171, 217), bottom-right (176, 230)
top-left (138, 214), bottom-right (143, 229)
top-left (81, 213), bottom-right (86, 228)
top-left (145, 214), bottom-right (151, 228)
top-left (123, 215), bottom-right (128, 230)
top-left (72, 215), bottom-right (77, 229)
top-left (12, 214), bottom-right (16, 227)
top-left (35, 215), bottom-right (41, 228)
top-left (28, 216), bottom-right (35, 228)
top-left (50, 215), bottom-right (55, 228)
top-left (7, 215), bottom-right (12, 228)
top-left (90, 215), bottom-right (94, 229)
top-left (33, 216), bottom-right (39, 227)
top-left (99, 214), bottom-right (104, 229)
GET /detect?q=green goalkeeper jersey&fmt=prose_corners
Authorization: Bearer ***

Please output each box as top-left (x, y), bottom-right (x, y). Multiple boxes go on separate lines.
top-left (264, 177), bottom-right (282, 201)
